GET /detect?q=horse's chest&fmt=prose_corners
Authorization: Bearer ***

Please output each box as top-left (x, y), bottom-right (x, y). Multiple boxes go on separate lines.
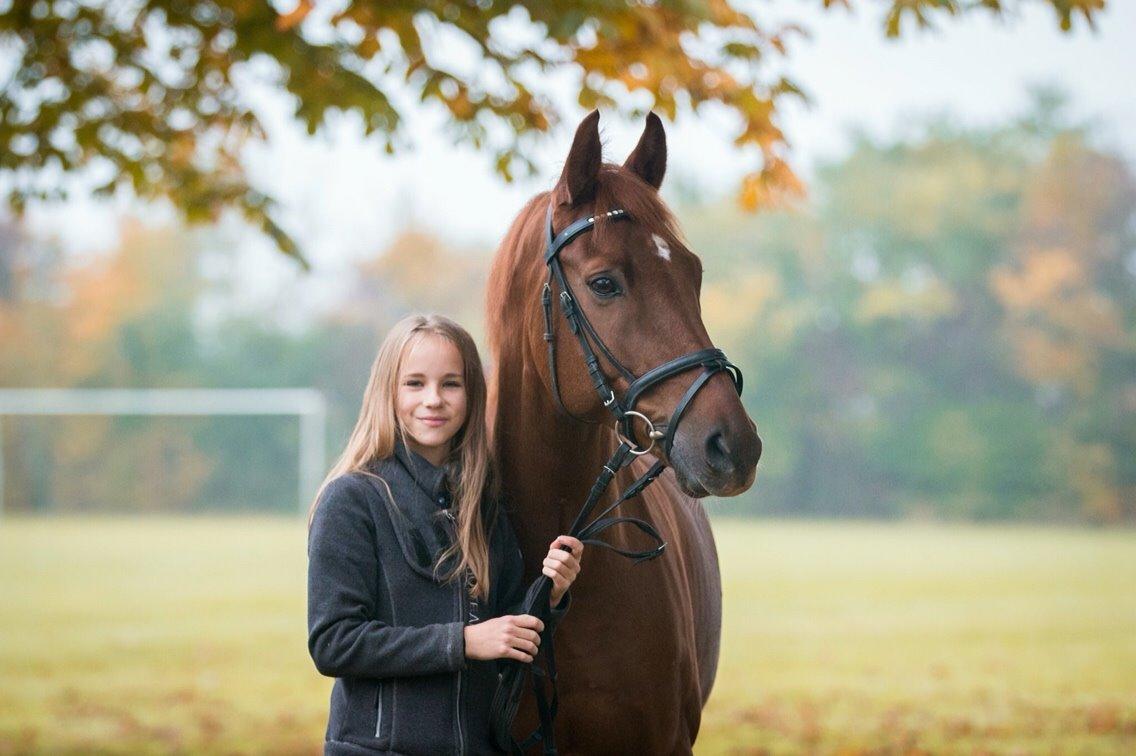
top-left (560, 559), bottom-right (700, 692)
top-left (550, 501), bottom-right (721, 750)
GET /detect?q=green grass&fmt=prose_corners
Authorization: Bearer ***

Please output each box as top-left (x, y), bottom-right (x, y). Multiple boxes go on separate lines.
top-left (1, 517), bottom-right (1134, 754)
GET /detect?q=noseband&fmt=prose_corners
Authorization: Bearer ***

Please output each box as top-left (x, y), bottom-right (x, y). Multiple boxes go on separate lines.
top-left (490, 203), bottom-right (743, 755)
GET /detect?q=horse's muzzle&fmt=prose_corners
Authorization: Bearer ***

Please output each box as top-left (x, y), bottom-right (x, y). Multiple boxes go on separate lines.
top-left (672, 416), bottom-right (761, 498)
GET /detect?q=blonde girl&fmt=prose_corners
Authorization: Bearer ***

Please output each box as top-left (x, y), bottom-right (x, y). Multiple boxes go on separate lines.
top-left (307, 314), bottom-right (582, 755)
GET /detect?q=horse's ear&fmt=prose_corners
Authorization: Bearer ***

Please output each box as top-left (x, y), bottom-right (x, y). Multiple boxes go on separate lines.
top-left (623, 112), bottom-right (666, 190)
top-left (554, 110), bottom-right (602, 207)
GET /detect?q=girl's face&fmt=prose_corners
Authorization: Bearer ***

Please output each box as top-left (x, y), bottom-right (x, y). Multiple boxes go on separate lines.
top-left (396, 333), bottom-right (468, 466)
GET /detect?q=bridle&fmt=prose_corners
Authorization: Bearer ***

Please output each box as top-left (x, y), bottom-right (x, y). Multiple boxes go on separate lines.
top-left (490, 202), bottom-right (743, 755)
top-left (540, 203), bottom-right (743, 462)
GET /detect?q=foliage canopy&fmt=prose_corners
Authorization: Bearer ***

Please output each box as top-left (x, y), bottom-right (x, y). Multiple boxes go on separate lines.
top-left (0, 0), bottom-right (1106, 265)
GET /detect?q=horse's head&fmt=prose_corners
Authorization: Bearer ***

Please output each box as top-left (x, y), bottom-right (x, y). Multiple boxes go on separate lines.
top-left (537, 110), bottom-right (761, 497)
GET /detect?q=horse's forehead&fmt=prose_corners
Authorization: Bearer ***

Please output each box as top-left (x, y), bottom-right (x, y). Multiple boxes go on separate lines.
top-left (599, 219), bottom-right (686, 261)
top-left (624, 224), bottom-right (698, 274)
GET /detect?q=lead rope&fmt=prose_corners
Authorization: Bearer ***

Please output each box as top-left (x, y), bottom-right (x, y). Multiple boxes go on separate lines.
top-left (489, 441), bottom-right (667, 755)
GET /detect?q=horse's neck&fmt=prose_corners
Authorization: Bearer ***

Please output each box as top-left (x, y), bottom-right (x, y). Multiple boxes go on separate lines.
top-left (491, 352), bottom-right (612, 573)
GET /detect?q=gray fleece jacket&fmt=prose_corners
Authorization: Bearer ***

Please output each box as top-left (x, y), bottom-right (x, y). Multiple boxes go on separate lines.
top-left (307, 442), bottom-right (567, 755)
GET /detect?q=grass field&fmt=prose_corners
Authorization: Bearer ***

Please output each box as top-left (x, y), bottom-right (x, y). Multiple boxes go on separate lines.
top-left (1, 517), bottom-right (1134, 754)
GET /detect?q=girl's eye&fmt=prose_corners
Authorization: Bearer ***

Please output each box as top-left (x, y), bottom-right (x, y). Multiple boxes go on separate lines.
top-left (587, 276), bottom-right (621, 298)
top-left (444, 381), bottom-right (462, 388)
top-left (404, 379), bottom-right (422, 387)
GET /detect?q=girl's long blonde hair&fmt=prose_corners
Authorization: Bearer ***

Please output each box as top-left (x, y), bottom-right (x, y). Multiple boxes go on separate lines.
top-left (308, 314), bottom-right (499, 601)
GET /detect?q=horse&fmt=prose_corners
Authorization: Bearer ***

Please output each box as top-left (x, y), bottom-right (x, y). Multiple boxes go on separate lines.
top-left (486, 110), bottom-right (762, 754)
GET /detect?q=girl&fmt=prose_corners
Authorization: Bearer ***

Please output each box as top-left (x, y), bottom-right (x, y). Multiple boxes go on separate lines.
top-left (307, 314), bottom-right (583, 755)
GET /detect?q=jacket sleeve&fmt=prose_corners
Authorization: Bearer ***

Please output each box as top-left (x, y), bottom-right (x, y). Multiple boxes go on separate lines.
top-left (307, 475), bottom-right (466, 679)
top-left (497, 510), bottom-right (571, 628)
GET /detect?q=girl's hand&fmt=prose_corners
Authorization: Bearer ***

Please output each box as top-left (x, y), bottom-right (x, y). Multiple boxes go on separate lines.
top-left (464, 615), bottom-right (544, 662)
top-left (544, 535), bottom-right (584, 608)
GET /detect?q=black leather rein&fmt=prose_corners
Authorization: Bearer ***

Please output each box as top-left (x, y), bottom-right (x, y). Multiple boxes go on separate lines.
top-left (489, 203), bottom-right (743, 755)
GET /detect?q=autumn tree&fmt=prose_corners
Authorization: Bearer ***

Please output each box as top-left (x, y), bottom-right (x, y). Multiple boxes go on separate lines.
top-left (0, 222), bottom-right (216, 511)
top-left (0, 0), bottom-right (1106, 264)
top-left (0, 216), bottom-right (492, 512)
top-left (686, 91), bottom-right (1134, 523)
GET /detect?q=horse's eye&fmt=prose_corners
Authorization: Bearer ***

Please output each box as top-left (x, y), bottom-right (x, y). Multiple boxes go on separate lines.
top-left (587, 276), bottom-right (621, 298)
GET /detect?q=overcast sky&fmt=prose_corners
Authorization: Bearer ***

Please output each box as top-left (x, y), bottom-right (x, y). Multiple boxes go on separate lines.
top-left (21, 0), bottom-right (1136, 320)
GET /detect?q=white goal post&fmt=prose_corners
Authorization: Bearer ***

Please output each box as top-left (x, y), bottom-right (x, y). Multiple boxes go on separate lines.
top-left (0, 388), bottom-right (327, 517)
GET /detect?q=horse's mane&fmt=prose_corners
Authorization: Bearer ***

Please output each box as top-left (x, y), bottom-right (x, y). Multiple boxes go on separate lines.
top-left (485, 192), bottom-right (548, 358)
top-left (486, 164), bottom-right (684, 357)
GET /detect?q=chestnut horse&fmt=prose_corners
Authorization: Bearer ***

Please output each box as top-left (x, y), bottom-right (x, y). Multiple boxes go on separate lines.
top-left (486, 111), bottom-right (761, 754)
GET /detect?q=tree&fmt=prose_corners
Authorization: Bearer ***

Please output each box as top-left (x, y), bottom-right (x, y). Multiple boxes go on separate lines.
top-left (0, 0), bottom-right (1105, 265)
top-left (0, 213), bottom-right (492, 512)
top-left (685, 90), bottom-right (1134, 523)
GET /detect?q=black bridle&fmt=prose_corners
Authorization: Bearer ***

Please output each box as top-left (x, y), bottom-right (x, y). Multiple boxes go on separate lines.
top-left (541, 205), bottom-right (742, 458)
top-left (490, 203), bottom-right (743, 755)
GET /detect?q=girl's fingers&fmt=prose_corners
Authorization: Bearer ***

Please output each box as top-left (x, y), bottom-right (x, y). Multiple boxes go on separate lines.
top-left (503, 643), bottom-right (533, 661)
top-left (542, 566), bottom-right (566, 588)
top-left (513, 639), bottom-right (539, 656)
top-left (512, 614), bottom-right (545, 632)
top-left (544, 556), bottom-right (579, 580)
top-left (513, 628), bottom-right (540, 646)
top-left (543, 553), bottom-right (571, 570)
top-left (544, 537), bottom-right (583, 595)
top-left (545, 545), bottom-right (581, 568)
top-left (550, 536), bottom-right (584, 556)
top-left (543, 558), bottom-right (576, 578)
top-left (549, 568), bottom-right (576, 588)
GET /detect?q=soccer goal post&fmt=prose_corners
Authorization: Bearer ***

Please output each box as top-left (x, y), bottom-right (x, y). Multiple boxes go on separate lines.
top-left (0, 388), bottom-right (326, 517)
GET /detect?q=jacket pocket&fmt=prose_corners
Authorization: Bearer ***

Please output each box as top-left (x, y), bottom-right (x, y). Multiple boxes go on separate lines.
top-left (328, 677), bottom-right (388, 748)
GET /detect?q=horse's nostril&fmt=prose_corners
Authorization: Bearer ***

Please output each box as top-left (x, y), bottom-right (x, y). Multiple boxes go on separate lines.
top-left (705, 430), bottom-right (732, 473)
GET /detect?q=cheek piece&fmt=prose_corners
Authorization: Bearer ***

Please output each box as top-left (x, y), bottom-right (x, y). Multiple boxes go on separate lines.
top-left (490, 202), bottom-right (743, 756)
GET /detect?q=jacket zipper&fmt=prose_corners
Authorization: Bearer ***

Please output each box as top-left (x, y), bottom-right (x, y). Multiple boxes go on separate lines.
top-left (375, 681), bottom-right (383, 738)
top-left (445, 508), bottom-right (466, 755)
top-left (456, 586), bottom-right (466, 755)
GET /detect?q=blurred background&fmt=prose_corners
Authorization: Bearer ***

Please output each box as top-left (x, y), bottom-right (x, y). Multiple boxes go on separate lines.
top-left (1, 0), bottom-right (1134, 753)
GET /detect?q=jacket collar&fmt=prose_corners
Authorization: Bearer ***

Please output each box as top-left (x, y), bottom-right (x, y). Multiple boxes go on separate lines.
top-left (392, 438), bottom-right (452, 508)
top-left (359, 439), bottom-right (457, 582)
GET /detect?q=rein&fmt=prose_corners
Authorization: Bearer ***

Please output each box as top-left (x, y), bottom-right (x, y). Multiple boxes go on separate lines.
top-left (489, 203), bottom-right (742, 755)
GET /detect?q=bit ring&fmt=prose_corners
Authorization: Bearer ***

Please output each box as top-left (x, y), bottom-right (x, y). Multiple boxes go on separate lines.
top-left (616, 410), bottom-right (661, 456)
